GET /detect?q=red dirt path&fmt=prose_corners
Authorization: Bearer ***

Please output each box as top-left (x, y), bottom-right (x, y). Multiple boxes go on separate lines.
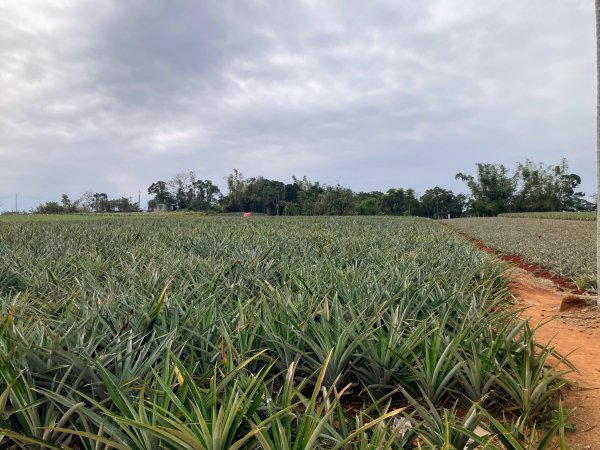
top-left (510, 270), bottom-right (600, 448)
top-left (443, 223), bottom-right (600, 448)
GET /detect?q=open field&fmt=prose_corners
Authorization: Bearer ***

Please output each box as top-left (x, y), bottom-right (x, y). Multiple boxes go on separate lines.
top-left (444, 217), bottom-right (596, 287)
top-left (0, 216), bottom-right (571, 448)
top-left (498, 212), bottom-right (596, 221)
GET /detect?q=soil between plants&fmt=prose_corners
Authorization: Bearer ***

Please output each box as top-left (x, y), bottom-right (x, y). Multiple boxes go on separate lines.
top-left (443, 223), bottom-right (600, 448)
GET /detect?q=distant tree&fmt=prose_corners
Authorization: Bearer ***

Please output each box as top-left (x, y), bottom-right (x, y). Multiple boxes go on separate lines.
top-left (456, 164), bottom-right (516, 216)
top-left (78, 191), bottom-right (96, 212)
top-left (512, 159), bottom-right (587, 212)
top-left (512, 160), bottom-right (556, 212)
top-left (353, 191), bottom-right (384, 215)
top-left (551, 159), bottom-right (588, 211)
top-left (168, 171), bottom-right (196, 209)
top-left (404, 189), bottom-right (420, 216)
top-left (381, 188), bottom-right (419, 215)
top-left (284, 183), bottom-right (300, 202)
top-left (149, 172), bottom-right (222, 212)
top-left (222, 173), bottom-right (285, 215)
top-left (224, 169), bottom-right (247, 212)
top-left (280, 183), bottom-right (301, 215)
top-left (381, 188), bottom-right (406, 215)
top-left (36, 193), bottom-right (137, 214)
top-left (108, 197), bottom-right (140, 212)
top-left (257, 178), bottom-right (285, 215)
top-left (93, 193), bottom-right (109, 212)
top-left (34, 201), bottom-right (64, 214)
top-left (189, 179), bottom-right (222, 211)
top-left (323, 185), bottom-right (354, 215)
top-left (137, 162), bottom-right (594, 219)
top-left (61, 194), bottom-right (72, 211)
top-left (147, 181), bottom-right (175, 209)
top-left (457, 159), bottom-right (590, 215)
top-left (293, 176), bottom-right (325, 215)
top-left (420, 187), bottom-right (466, 219)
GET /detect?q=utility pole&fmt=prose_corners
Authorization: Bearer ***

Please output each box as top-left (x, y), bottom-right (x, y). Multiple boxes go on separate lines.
top-left (597, 0), bottom-right (600, 306)
top-left (138, 190), bottom-right (141, 209)
top-left (15, 193), bottom-right (17, 213)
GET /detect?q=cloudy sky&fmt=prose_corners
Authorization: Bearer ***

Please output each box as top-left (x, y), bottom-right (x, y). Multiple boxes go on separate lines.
top-left (0, 0), bottom-right (595, 211)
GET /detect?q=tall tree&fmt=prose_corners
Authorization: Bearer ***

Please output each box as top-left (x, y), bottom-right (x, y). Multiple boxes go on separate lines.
top-left (511, 159), bottom-right (585, 212)
top-left (381, 188), bottom-right (407, 215)
top-left (420, 187), bottom-right (466, 219)
top-left (78, 191), bottom-right (96, 212)
top-left (255, 178), bottom-right (285, 215)
top-left (293, 176), bottom-right (325, 215)
top-left (148, 181), bottom-right (175, 209)
top-left (323, 185), bottom-right (354, 215)
top-left (169, 172), bottom-right (195, 209)
top-left (456, 163), bottom-right (516, 216)
top-left (225, 169), bottom-right (247, 212)
top-left (513, 160), bottom-right (556, 212)
top-left (93, 193), bottom-right (108, 212)
top-left (190, 179), bottom-right (222, 210)
top-left (353, 191), bottom-right (384, 215)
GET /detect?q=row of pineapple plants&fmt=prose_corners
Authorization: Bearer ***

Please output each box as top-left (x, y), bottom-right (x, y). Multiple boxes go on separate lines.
top-left (0, 216), bottom-right (572, 448)
top-left (445, 217), bottom-right (596, 288)
top-left (498, 212), bottom-right (596, 221)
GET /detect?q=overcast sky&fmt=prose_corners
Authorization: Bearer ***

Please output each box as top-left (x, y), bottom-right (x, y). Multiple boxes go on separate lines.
top-left (0, 0), bottom-right (595, 211)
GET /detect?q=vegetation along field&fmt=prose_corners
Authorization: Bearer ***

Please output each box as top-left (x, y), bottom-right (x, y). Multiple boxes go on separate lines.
top-left (0, 216), bottom-right (572, 448)
top-left (445, 217), bottom-right (596, 288)
top-left (498, 212), bottom-right (596, 221)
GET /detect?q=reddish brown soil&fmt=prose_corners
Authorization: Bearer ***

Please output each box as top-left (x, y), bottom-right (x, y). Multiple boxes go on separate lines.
top-left (444, 223), bottom-right (600, 448)
top-left (509, 271), bottom-right (600, 449)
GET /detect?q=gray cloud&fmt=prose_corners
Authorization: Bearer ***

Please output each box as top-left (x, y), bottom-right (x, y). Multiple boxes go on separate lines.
top-left (0, 0), bottom-right (595, 211)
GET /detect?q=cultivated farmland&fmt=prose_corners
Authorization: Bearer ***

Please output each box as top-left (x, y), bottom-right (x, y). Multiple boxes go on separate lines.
top-left (445, 217), bottom-right (596, 284)
top-left (499, 212), bottom-right (596, 221)
top-left (0, 216), bottom-right (570, 448)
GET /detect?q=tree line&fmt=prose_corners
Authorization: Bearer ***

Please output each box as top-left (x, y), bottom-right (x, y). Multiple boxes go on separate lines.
top-left (34, 192), bottom-right (140, 214)
top-left (33, 158), bottom-right (593, 217)
top-left (456, 159), bottom-right (592, 215)
top-left (144, 158), bottom-right (592, 217)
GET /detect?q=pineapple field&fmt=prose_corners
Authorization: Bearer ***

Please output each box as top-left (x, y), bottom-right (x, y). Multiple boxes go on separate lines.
top-left (445, 217), bottom-right (596, 289)
top-left (498, 212), bottom-right (596, 221)
top-left (0, 215), bottom-right (572, 448)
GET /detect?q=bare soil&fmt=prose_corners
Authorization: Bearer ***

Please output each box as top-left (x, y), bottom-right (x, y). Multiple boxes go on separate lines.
top-left (509, 269), bottom-right (600, 449)
top-left (443, 223), bottom-right (600, 448)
